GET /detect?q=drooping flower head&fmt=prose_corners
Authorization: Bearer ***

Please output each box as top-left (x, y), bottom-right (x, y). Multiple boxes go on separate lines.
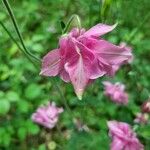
top-left (31, 102), bottom-right (63, 129)
top-left (103, 81), bottom-right (128, 105)
top-left (107, 121), bottom-right (144, 150)
top-left (40, 23), bottom-right (132, 99)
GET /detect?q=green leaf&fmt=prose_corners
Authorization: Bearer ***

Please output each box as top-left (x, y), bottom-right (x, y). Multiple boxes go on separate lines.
top-left (38, 144), bottom-right (46, 150)
top-left (26, 121), bottom-right (40, 135)
top-left (65, 131), bottom-right (109, 150)
top-left (6, 91), bottom-right (20, 102)
top-left (138, 125), bottom-right (150, 139)
top-left (18, 127), bottom-right (27, 140)
top-left (25, 83), bottom-right (42, 100)
top-left (0, 100), bottom-right (10, 115)
top-left (17, 100), bottom-right (29, 113)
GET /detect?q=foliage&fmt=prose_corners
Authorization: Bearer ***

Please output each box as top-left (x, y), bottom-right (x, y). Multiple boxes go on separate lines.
top-left (0, 0), bottom-right (150, 149)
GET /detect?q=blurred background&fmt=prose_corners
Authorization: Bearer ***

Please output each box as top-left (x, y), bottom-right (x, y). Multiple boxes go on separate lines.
top-left (0, 0), bottom-right (150, 149)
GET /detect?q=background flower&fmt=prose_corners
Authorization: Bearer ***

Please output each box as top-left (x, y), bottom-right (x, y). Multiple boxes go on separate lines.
top-left (107, 121), bottom-right (144, 150)
top-left (134, 113), bottom-right (149, 124)
top-left (141, 99), bottom-right (150, 113)
top-left (32, 102), bottom-right (63, 129)
top-left (103, 81), bottom-right (128, 105)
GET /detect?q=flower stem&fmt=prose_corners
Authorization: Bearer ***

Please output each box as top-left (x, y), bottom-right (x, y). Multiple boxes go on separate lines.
top-left (0, 21), bottom-right (39, 67)
top-left (126, 12), bottom-right (150, 44)
top-left (63, 14), bottom-right (81, 34)
top-left (2, 0), bottom-right (73, 121)
top-left (52, 78), bottom-right (73, 117)
top-left (2, 0), bottom-right (41, 63)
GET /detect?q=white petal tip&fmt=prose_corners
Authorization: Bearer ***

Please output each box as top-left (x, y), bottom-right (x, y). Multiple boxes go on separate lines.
top-left (114, 22), bottom-right (118, 27)
top-left (76, 90), bottom-right (83, 100)
top-left (77, 95), bottom-right (82, 100)
top-left (39, 71), bottom-right (42, 75)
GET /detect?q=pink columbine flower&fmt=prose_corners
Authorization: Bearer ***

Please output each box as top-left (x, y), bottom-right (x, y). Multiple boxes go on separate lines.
top-left (107, 121), bottom-right (144, 150)
top-left (31, 102), bottom-right (63, 129)
top-left (103, 81), bottom-right (128, 105)
top-left (134, 113), bottom-right (149, 124)
top-left (40, 23), bottom-right (132, 99)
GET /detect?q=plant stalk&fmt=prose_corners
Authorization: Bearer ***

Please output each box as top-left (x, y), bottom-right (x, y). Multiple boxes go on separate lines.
top-left (2, 0), bottom-right (41, 63)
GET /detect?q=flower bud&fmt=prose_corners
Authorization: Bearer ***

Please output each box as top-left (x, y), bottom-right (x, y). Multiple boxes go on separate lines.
top-left (134, 113), bottom-right (149, 124)
top-left (141, 100), bottom-right (150, 113)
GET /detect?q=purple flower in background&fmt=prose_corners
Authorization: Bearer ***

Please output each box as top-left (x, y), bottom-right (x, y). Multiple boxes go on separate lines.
top-left (40, 23), bottom-right (132, 99)
top-left (134, 113), bottom-right (149, 124)
top-left (107, 121), bottom-right (144, 150)
top-left (32, 102), bottom-right (63, 129)
top-left (103, 81), bottom-right (128, 105)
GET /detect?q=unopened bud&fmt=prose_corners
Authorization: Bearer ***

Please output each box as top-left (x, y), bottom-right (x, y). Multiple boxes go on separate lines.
top-left (141, 100), bottom-right (150, 113)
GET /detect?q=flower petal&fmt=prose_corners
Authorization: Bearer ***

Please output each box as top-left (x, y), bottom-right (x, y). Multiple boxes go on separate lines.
top-left (60, 70), bottom-right (70, 82)
top-left (95, 40), bottom-right (132, 65)
top-left (83, 23), bottom-right (117, 37)
top-left (65, 55), bottom-right (90, 100)
top-left (111, 138), bottom-right (124, 150)
top-left (40, 49), bottom-right (62, 76)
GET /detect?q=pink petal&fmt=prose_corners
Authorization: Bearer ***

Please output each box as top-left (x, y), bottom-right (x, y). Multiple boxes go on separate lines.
top-left (89, 59), bottom-right (106, 79)
top-left (60, 70), bottom-right (70, 82)
top-left (73, 38), bottom-right (106, 79)
top-left (40, 49), bottom-right (62, 76)
top-left (111, 138), bottom-right (124, 150)
top-left (65, 55), bottom-right (90, 100)
top-left (107, 121), bottom-right (128, 138)
top-left (125, 143), bottom-right (144, 150)
top-left (59, 37), bottom-right (78, 62)
top-left (102, 81), bottom-right (112, 87)
top-left (83, 23), bottom-right (117, 37)
top-left (95, 40), bottom-right (132, 65)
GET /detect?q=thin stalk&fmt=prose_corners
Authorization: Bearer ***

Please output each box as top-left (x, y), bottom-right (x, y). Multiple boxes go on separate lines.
top-left (52, 78), bottom-right (73, 118)
top-left (0, 21), bottom-right (39, 69)
top-left (0, 21), bottom-right (22, 51)
top-left (56, 124), bottom-right (63, 137)
top-left (1, 19), bottom-right (73, 120)
top-left (88, 0), bottom-right (92, 27)
top-left (126, 12), bottom-right (150, 44)
top-left (2, 0), bottom-right (73, 120)
top-left (63, 14), bottom-right (81, 34)
top-left (2, 0), bottom-right (41, 63)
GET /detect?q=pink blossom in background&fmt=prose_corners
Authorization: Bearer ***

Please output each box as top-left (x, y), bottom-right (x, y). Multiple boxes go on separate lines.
top-left (40, 23), bottom-right (132, 99)
top-left (134, 113), bottom-right (149, 124)
top-left (32, 102), bottom-right (63, 129)
top-left (107, 120), bottom-right (144, 150)
top-left (103, 81), bottom-right (128, 105)
top-left (141, 99), bottom-right (150, 113)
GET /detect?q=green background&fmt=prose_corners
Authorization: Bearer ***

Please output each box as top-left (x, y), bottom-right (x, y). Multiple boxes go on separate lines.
top-left (0, 0), bottom-right (150, 149)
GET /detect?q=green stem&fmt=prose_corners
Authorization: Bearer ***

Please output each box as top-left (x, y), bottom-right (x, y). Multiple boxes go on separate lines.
top-left (0, 21), bottom-right (39, 68)
top-left (1, 16), bottom-right (73, 122)
top-left (52, 78), bottom-right (73, 117)
top-left (0, 21), bottom-right (22, 51)
top-left (2, 0), bottom-right (41, 63)
top-left (2, 0), bottom-right (73, 120)
top-left (126, 12), bottom-right (150, 44)
top-left (63, 14), bottom-right (81, 34)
